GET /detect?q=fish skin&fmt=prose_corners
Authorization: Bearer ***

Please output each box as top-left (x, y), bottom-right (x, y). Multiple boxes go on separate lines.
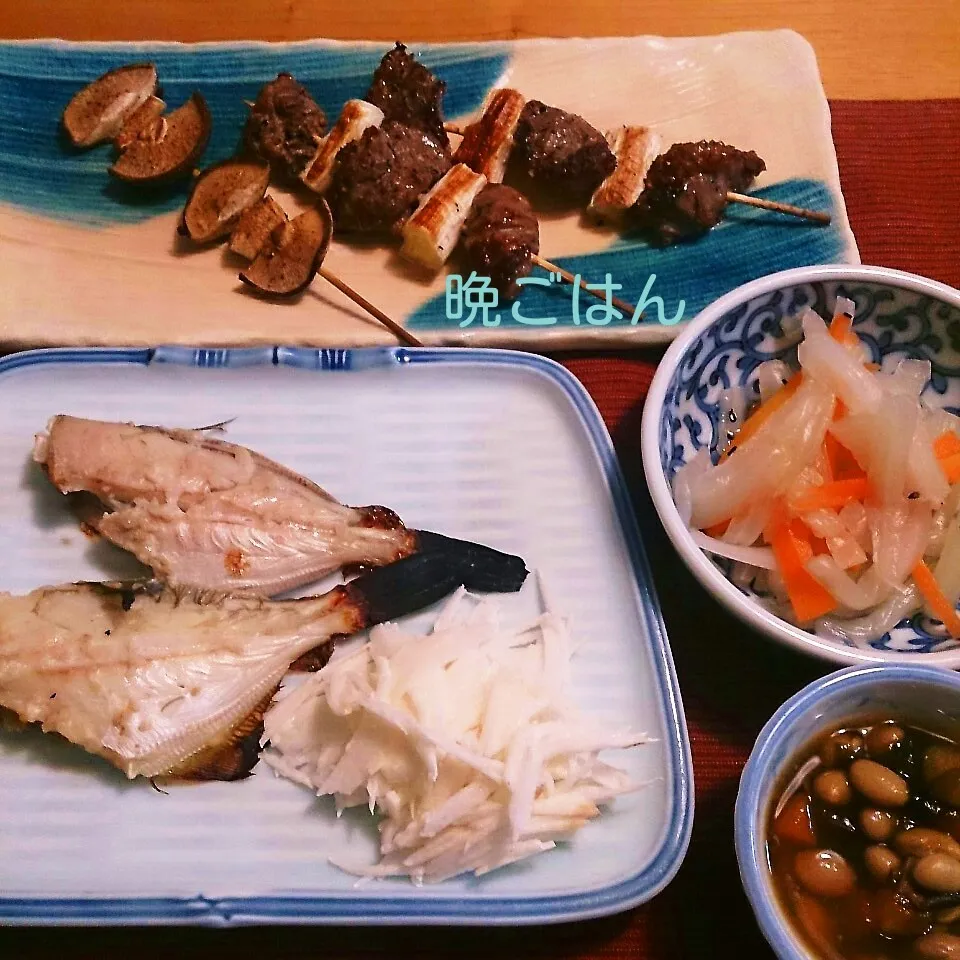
top-left (34, 416), bottom-right (417, 596)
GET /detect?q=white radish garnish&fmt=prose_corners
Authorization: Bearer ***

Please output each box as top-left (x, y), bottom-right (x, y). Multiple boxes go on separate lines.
top-left (262, 578), bottom-right (650, 883)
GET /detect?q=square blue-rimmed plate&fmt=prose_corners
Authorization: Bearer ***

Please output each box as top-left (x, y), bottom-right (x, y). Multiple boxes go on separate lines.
top-left (0, 345), bottom-right (692, 925)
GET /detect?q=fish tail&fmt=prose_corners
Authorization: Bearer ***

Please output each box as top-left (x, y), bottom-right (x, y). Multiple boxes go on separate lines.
top-left (345, 551), bottom-right (465, 626)
top-left (413, 530), bottom-right (529, 593)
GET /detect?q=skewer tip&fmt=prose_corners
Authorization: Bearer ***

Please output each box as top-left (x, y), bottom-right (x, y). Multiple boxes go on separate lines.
top-left (725, 191), bottom-right (831, 225)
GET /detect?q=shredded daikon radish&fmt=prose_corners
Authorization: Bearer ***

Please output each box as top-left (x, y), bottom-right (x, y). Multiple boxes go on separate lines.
top-left (262, 583), bottom-right (650, 883)
top-left (671, 448), bottom-right (709, 526)
top-left (797, 307), bottom-right (882, 413)
top-left (688, 378), bottom-right (835, 529)
top-left (723, 499), bottom-right (774, 546)
top-left (935, 492), bottom-right (960, 604)
top-left (755, 360), bottom-right (793, 403)
top-left (815, 584), bottom-right (923, 647)
top-left (692, 530), bottom-right (777, 569)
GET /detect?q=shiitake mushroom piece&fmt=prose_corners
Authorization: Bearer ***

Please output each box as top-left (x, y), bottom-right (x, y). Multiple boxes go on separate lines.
top-left (114, 95), bottom-right (167, 150)
top-left (180, 157), bottom-right (271, 244)
top-left (109, 93), bottom-right (212, 185)
top-left (62, 63), bottom-right (159, 148)
top-left (239, 200), bottom-right (332, 298)
top-left (229, 195), bottom-right (288, 260)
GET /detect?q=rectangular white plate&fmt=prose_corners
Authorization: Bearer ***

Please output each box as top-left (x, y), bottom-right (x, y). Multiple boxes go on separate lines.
top-left (0, 346), bottom-right (692, 924)
top-left (0, 32), bottom-right (857, 351)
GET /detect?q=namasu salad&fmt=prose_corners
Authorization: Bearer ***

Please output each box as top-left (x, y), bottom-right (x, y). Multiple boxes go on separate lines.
top-left (673, 297), bottom-right (960, 647)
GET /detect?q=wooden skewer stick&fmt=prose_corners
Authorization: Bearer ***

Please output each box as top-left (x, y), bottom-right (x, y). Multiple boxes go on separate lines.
top-left (725, 191), bottom-right (831, 225)
top-left (532, 254), bottom-right (639, 320)
top-left (317, 267), bottom-right (424, 348)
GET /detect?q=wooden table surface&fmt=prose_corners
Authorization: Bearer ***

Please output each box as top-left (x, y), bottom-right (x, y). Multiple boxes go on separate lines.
top-left (2, 0), bottom-right (959, 100)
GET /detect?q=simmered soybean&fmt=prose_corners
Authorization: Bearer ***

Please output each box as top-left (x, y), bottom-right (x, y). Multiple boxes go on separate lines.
top-left (769, 719), bottom-right (960, 960)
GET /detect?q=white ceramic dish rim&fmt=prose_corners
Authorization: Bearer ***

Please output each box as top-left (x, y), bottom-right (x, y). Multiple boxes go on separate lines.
top-left (640, 264), bottom-right (960, 667)
top-left (734, 663), bottom-right (960, 960)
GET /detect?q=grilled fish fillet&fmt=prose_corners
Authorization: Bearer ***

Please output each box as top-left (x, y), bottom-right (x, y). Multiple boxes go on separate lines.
top-left (34, 416), bottom-right (418, 596)
top-left (0, 551), bottom-right (528, 780)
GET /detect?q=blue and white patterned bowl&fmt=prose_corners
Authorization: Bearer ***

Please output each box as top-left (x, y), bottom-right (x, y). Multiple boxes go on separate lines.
top-left (641, 265), bottom-right (960, 666)
top-left (735, 664), bottom-right (960, 959)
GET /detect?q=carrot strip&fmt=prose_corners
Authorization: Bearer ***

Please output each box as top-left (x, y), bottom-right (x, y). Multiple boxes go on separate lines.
top-left (719, 372), bottom-right (803, 463)
top-left (762, 499), bottom-right (790, 544)
top-left (773, 793), bottom-right (816, 846)
top-left (934, 431), bottom-right (960, 460)
top-left (829, 313), bottom-right (859, 347)
top-left (833, 397), bottom-right (848, 420)
top-left (768, 514), bottom-right (838, 621)
top-left (941, 453), bottom-right (960, 484)
top-left (789, 478), bottom-right (872, 514)
top-left (824, 433), bottom-right (865, 481)
top-left (703, 519), bottom-right (730, 538)
top-left (811, 536), bottom-right (831, 557)
top-left (912, 559), bottom-right (960, 638)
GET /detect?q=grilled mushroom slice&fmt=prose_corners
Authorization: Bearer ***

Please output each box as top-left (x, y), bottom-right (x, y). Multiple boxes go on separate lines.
top-left (229, 195), bottom-right (288, 260)
top-left (239, 200), bottom-right (332, 297)
top-left (109, 93), bottom-right (212, 185)
top-left (62, 63), bottom-right (158, 149)
top-left (114, 95), bottom-right (166, 150)
top-left (180, 157), bottom-right (271, 244)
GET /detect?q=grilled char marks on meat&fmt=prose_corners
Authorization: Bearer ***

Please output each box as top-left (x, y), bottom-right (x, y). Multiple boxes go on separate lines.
top-left (243, 73), bottom-right (327, 181)
top-left (461, 184), bottom-right (539, 299)
top-left (512, 100), bottom-right (616, 201)
top-left (632, 140), bottom-right (766, 246)
top-left (365, 42), bottom-right (448, 146)
top-left (327, 120), bottom-right (451, 234)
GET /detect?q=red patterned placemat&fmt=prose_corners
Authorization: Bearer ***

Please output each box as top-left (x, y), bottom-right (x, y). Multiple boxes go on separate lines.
top-left (1, 99), bottom-right (958, 957)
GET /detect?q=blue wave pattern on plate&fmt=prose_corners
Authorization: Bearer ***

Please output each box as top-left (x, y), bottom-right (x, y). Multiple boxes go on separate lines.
top-left (408, 178), bottom-right (847, 329)
top-left (658, 279), bottom-right (960, 654)
top-left (0, 41), bottom-right (507, 226)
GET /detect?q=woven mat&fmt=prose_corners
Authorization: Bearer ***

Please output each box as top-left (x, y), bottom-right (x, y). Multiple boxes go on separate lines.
top-left (1, 99), bottom-right (958, 958)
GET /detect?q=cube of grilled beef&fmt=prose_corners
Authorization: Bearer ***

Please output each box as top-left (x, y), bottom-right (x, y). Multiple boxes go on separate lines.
top-left (327, 120), bottom-right (452, 234)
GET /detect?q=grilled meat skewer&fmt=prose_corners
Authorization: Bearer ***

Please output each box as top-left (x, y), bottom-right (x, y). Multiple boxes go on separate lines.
top-left (327, 121), bottom-right (451, 234)
top-left (460, 184), bottom-right (539, 298)
top-left (512, 100), bottom-right (617, 202)
top-left (243, 73), bottom-right (327, 182)
top-left (631, 140), bottom-right (766, 246)
top-left (365, 42), bottom-right (448, 147)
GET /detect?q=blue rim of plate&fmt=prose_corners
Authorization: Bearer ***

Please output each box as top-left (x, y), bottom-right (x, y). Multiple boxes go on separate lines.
top-left (734, 664), bottom-right (960, 959)
top-left (0, 345), bottom-right (693, 926)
